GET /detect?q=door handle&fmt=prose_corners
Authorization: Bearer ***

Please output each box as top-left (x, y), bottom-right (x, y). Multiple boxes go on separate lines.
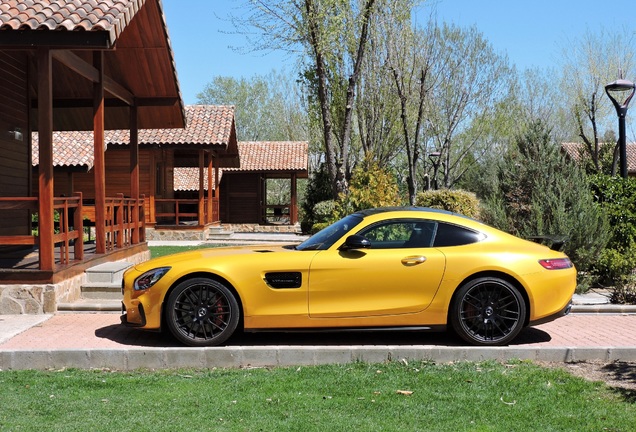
top-left (401, 255), bottom-right (427, 266)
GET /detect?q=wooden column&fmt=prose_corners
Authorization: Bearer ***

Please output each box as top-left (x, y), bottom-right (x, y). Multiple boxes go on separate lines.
top-left (37, 48), bottom-right (54, 271)
top-left (129, 105), bottom-right (140, 243)
top-left (198, 149), bottom-right (205, 226)
top-left (290, 173), bottom-right (298, 225)
top-left (93, 52), bottom-right (106, 254)
top-left (207, 152), bottom-right (213, 224)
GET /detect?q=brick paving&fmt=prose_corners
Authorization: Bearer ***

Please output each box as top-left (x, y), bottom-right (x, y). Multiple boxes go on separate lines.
top-left (1, 313), bottom-right (635, 350)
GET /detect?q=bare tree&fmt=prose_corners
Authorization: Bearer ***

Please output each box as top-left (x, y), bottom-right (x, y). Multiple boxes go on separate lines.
top-left (385, 14), bottom-right (442, 204)
top-left (231, 0), bottom-right (391, 197)
top-left (559, 27), bottom-right (636, 174)
top-left (425, 24), bottom-right (511, 189)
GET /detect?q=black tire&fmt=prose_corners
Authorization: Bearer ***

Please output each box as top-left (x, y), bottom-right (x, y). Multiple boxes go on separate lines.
top-left (450, 277), bottom-right (526, 346)
top-left (165, 277), bottom-right (239, 347)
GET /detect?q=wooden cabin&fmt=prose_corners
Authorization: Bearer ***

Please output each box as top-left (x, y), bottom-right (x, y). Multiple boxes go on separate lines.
top-left (34, 125), bottom-right (308, 240)
top-left (0, 0), bottom-right (185, 313)
top-left (32, 105), bottom-right (240, 240)
top-left (174, 141), bottom-right (309, 228)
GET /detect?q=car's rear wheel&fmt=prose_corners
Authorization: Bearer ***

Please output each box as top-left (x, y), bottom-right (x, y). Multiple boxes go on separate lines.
top-left (450, 277), bottom-right (526, 346)
top-left (165, 277), bottom-right (239, 347)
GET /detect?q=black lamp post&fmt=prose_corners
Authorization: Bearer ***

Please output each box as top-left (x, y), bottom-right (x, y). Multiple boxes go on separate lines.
top-left (605, 78), bottom-right (635, 178)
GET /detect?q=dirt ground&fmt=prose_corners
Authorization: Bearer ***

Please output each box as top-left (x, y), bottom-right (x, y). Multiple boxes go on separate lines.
top-left (540, 361), bottom-right (636, 398)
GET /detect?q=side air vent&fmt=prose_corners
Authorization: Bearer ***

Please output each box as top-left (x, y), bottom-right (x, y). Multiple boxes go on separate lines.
top-left (264, 272), bottom-right (302, 289)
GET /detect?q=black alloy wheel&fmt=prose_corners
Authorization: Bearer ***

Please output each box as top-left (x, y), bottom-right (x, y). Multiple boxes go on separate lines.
top-left (450, 277), bottom-right (526, 346)
top-left (165, 278), bottom-right (239, 347)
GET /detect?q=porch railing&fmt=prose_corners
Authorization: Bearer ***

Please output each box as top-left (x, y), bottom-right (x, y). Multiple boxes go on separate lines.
top-left (0, 193), bottom-right (84, 265)
top-left (153, 198), bottom-right (219, 226)
top-left (103, 194), bottom-right (146, 252)
top-left (0, 193), bottom-right (145, 269)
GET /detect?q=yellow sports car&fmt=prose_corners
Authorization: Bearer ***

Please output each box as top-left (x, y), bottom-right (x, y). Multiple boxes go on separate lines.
top-left (121, 207), bottom-right (576, 347)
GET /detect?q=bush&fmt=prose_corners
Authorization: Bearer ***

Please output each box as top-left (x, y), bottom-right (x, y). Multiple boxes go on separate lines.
top-left (309, 161), bottom-right (403, 232)
top-left (309, 200), bottom-right (337, 233)
top-left (479, 120), bottom-right (610, 276)
top-left (611, 274), bottom-right (636, 304)
top-left (591, 247), bottom-right (636, 287)
top-left (334, 160), bottom-right (402, 218)
top-left (415, 190), bottom-right (480, 218)
top-left (301, 164), bottom-right (333, 233)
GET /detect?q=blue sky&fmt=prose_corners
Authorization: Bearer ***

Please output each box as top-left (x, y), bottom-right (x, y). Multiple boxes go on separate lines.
top-left (162, 0), bottom-right (635, 105)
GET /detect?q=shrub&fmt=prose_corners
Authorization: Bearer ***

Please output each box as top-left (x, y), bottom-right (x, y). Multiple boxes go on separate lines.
top-left (301, 164), bottom-right (333, 233)
top-left (415, 189), bottom-right (480, 218)
top-left (334, 160), bottom-right (402, 219)
top-left (309, 161), bottom-right (403, 232)
top-left (309, 200), bottom-right (337, 233)
top-left (479, 120), bottom-right (610, 276)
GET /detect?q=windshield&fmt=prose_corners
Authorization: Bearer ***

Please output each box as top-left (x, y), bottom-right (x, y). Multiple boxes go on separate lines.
top-left (295, 214), bottom-right (364, 251)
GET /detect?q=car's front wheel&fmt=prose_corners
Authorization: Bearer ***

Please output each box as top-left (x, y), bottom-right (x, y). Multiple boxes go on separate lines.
top-left (165, 277), bottom-right (240, 347)
top-left (450, 277), bottom-right (526, 346)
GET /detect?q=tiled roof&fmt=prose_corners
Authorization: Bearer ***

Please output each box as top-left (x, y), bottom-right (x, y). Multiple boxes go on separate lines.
top-left (561, 142), bottom-right (636, 173)
top-left (109, 105), bottom-right (236, 146)
top-left (33, 105), bottom-right (237, 166)
top-left (0, 0), bottom-right (145, 43)
top-left (173, 167), bottom-right (217, 192)
top-left (228, 141), bottom-right (309, 172)
top-left (32, 131), bottom-right (97, 169)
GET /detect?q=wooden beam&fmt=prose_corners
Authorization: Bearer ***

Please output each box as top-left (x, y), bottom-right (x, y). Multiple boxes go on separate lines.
top-left (93, 51), bottom-right (106, 254)
top-left (31, 97), bottom-right (181, 109)
top-left (207, 153), bottom-right (214, 224)
top-left (52, 50), bottom-right (134, 106)
top-left (291, 173), bottom-right (298, 225)
top-left (130, 105), bottom-right (140, 244)
top-left (198, 149), bottom-right (205, 226)
top-left (37, 47), bottom-right (55, 271)
top-left (0, 30), bottom-right (111, 49)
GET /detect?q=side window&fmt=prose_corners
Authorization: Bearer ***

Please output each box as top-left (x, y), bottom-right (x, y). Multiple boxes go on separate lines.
top-left (433, 222), bottom-right (483, 247)
top-left (358, 220), bottom-right (436, 249)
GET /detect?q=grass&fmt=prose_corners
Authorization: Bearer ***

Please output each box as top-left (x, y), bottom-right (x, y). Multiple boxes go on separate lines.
top-left (0, 360), bottom-right (634, 431)
top-left (149, 244), bottom-right (222, 258)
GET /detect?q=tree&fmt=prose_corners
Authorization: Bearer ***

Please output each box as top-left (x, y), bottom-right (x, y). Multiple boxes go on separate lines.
top-left (385, 13), bottom-right (441, 204)
top-left (558, 27), bottom-right (636, 174)
top-left (232, 0), bottom-right (418, 198)
top-left (197, 71), bottom-right (308, 141)
top-left (425, 24), bottom-right (512, 189)
top-left (481, 120), bottom-right (609, 274)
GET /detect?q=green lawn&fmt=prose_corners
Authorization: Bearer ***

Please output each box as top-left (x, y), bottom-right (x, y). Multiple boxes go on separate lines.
top-left (0, 361), bottom-right (634, 431)
top-left (149, 244), bottom-right (222, 258)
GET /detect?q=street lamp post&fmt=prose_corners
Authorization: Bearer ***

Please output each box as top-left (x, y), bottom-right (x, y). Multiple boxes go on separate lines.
top-left (605, 78), bottom-right (636, 178)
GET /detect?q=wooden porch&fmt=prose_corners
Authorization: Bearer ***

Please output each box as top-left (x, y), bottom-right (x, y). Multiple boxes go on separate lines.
top-left (0, 194), bottom-right (146, 283)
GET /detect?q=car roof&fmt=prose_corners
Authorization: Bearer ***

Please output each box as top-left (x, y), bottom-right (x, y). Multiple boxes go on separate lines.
top-left (354, 206), bottom-right (472, 220)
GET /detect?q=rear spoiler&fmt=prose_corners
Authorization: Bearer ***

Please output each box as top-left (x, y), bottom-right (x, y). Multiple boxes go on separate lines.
top-left (527, 235), bottom-right (567, 252)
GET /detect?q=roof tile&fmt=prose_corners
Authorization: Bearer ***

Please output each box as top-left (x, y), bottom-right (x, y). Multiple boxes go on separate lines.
top-left (33, 105), bottom-right (237, 166)
top-left (562, 142), bottom-right (636, 173)
top-left (0, 0), bottom-right (146, 43)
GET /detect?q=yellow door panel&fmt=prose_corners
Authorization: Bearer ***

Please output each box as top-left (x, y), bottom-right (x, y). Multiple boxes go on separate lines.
top-left (308, 248), bottom-right (446, 318)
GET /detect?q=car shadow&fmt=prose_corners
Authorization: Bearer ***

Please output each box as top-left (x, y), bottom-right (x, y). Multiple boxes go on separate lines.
top-left (95, 324), bottom-right (552, 348)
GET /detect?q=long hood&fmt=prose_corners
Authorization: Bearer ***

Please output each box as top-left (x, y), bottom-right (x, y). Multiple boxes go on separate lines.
top-left (134, 244), bottom-right (294, 272)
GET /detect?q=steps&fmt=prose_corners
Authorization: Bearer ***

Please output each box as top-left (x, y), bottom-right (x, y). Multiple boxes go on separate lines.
top-left (207, 226), bottom-right (234, 242)
top-left (57, 262), bottom-right (132, 312)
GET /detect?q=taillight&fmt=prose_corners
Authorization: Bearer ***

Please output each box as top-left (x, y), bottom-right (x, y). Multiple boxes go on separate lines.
top-left (539, 258), bottom-right (573, 270)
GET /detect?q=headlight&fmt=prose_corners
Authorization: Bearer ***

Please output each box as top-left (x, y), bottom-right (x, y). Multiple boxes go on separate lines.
top-left (133, 267), bottom-right (171, 291)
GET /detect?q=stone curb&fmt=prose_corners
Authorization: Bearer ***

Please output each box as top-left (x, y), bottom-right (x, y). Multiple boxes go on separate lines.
top-left (1, 346), bottom-right (635, 371)
top-left (570, 304), bottom-right (636, 314)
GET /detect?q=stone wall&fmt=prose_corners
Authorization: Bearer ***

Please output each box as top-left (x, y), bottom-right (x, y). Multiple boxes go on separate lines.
top-left (0, 250), bottom-right (150, 315)
top-left (222, 223), bottom-right (302, 234)
top-left (145, 227), bottom-right (209, 242)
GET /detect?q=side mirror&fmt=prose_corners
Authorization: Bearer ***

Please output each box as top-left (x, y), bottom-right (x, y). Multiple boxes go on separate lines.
top-left (339, 234), bottom-right (371, 251)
